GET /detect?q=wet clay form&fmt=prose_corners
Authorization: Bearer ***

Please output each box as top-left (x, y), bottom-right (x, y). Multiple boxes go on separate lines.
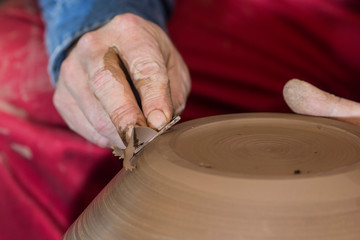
top-left (63, 113), bottom-right (360, 239)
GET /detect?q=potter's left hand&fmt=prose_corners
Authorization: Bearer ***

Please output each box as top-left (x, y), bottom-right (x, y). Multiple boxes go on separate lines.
top-left (283, 79), bottom-right (360, 126)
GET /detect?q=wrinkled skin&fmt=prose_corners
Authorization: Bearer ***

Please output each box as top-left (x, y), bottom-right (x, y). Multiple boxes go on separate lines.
top-left (53, 13), bottom-right (191, 149)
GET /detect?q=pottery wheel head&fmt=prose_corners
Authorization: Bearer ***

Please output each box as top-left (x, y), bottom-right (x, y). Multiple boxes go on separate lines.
top-left (167, 113), bottom-right (360, 177)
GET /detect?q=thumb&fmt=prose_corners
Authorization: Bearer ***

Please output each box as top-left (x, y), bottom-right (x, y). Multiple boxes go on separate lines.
top-left (283, 79), bottom-right (360, 126)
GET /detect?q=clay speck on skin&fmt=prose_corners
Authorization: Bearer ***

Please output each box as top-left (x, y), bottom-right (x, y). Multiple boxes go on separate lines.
top-left (103, 47), bottom-right (130, 83)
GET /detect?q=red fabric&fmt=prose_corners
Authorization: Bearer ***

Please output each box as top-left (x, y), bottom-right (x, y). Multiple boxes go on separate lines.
top-left (168, 0), bottom-right (360, 120)
top-left (0, 1), bottom-right (121, 240)
top-left (0, 0), bottom-right (359, 239)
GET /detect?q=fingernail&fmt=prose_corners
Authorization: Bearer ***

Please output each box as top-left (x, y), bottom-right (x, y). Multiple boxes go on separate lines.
top-left (147, 109), bottom-right (168, 130)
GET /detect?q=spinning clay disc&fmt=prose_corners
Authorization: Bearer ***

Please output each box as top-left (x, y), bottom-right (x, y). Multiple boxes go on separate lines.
top-left (63, 113), bottom-right (360, 240)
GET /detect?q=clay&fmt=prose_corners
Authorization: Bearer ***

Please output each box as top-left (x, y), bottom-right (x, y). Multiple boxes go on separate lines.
top-left (113, 126), bottom-right (158, 171)
top-left (113, 116), bottom-right (181, 171)
top-left (103, 47), bottom-right (147, 145)
top-left (63, 113), bottom-right (360, 240)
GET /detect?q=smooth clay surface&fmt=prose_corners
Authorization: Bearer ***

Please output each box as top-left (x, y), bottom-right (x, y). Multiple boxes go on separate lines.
top-left (63, 113), bottom-right (360, 240)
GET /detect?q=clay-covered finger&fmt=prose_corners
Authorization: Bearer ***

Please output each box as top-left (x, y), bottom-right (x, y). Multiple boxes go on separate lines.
top-left (86, 47), bottom-right (146, 144)
top-left (283, 79), bottom-right (360, 125)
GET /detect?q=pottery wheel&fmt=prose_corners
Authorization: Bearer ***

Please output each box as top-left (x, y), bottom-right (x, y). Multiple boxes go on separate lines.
top-left (64, 113), bottom-right (360, 240)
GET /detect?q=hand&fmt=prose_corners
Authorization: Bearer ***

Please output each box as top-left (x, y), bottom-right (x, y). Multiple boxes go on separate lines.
top-left (283, 79), bottom-right (360, 126)
top-left (53, 14), bottom-right (191, 149)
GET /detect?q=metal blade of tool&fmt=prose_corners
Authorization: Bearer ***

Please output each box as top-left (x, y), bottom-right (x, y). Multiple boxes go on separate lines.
top-left (113, 116), bottom-right (181, 171)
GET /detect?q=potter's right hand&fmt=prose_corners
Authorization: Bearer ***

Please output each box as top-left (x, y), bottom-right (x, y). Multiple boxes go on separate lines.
top-left (53, 13), bottom-right (191, 149)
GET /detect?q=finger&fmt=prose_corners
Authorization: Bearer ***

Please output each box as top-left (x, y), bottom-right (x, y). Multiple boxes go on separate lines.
top-left (113, 18), bottom-right (174, 130)
top-left (79, 43), bottom-right (146, 144)
top-left (59, 53), bottom-right (127, 149)
top-left (283, 79), bottom-right (360, 125)
top-left (123, 44), bottom-right (172, 130)
top-left (53, 79), bottom-right (110, 148)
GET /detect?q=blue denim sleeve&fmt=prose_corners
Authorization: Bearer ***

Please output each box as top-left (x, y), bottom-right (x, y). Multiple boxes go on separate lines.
top-left (38, 0), bottom-right (175, 84)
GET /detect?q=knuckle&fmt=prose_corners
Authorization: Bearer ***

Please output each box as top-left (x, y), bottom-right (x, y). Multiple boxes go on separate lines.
top-left (92, 117), bottom-right (113, 136)
top-left (90, 69), bottom-right (112, 91)
top-left (141, 89), bottom-right (172, 112)
top-left (131, 58), bottom-right (164, 81)
top-left (111, 13), bottom-right (141, 29)
top-left (139, 83), bottom-right (170, 111)
top-left (109, 104), bottom-right (139, 131)
top-left (142, 83), bottom-right (169, 101)
top-left (135, 72), bottom-right (169, 102)
top-left (77, 32), bottom-right (100, 53)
